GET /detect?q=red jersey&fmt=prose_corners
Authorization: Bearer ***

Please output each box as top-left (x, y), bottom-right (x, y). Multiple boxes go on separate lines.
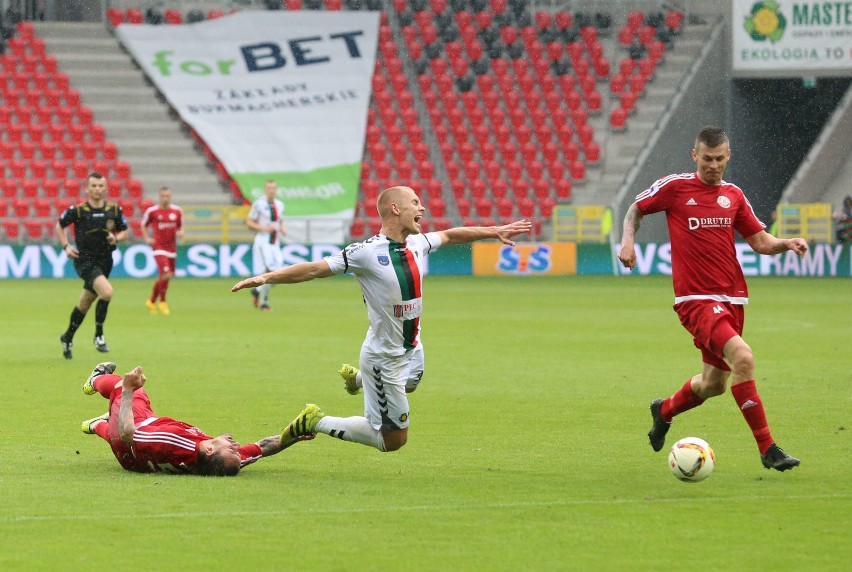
top-left (141, 204), bottom-right (183, 256)
top-left (634, 172), bottom-right (765, 304)
top-left (104, 381), bottom-right (262, 474)
top-left (113, 417), bottom-right (260, 474)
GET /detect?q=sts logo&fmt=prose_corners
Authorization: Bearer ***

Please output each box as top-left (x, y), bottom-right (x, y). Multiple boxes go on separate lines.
top-left (497, 244), bottom-right (552, 274)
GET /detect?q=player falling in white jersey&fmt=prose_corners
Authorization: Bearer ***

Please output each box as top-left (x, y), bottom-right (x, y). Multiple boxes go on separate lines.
top-left (232, 185), bottom-right (530, 453)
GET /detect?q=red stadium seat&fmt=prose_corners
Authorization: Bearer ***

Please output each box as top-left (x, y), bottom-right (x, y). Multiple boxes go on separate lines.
top-left (2, 181), bottom-right (16, 199)
top-left (428, 198), bottom-right (446, 218)
top-left (126, 179), bottom-right (143, 199)
top-left (23, 220), bottom-right (45, 241)
top-left (114, 161), bottom-right (131, 180)
top-left (63, 179), bottom-right (81, 198)
top-left (126, 8), bottom-right (143, 24)
top-left (349, 218), bottom-right (365, 239)
top-left (22, 179), bottom-right (39, 198)
top-left (164, 9), bottom-right (183, 25)
top-left (34, 198), bottom-right (52, 217)
top-left (555, 179), bottom-right (572, 201)
top-left (2, 220), bottom-right (20, 240)
top-left (569, 160), bottom-right (586, 182)
top-left (610, 108), bottom-right (628, 132)
top-left (106, 7), bottom-right (123, 27)
top-left (539, 197), bottom-right (556, 218)
top-left (52, 161), bottom-right (69, 180)
top-left (12, 198), bottom-right (30, 217)
top-left (55, 198), bottom-right (72, 214)
top-left (43, 179), bottom-right (60, 199)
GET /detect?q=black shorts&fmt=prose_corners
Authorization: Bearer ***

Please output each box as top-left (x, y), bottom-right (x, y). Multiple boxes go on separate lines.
top-left (75, 255), bottom-right (113, 293)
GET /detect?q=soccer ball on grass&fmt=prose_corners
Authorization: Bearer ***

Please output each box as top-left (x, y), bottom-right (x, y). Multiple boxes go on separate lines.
top-left (668, 437), bottom-right (715, 482)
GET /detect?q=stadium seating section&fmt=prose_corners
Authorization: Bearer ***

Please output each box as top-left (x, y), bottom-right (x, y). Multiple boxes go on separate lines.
top-left (2, 2), bottom-right (683, 243)
top-left (0, 21), bottom-right (149, 242)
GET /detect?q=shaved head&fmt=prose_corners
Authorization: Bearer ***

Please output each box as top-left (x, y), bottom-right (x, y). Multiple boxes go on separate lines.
top-left (377, 186), bottom-right (413, 218)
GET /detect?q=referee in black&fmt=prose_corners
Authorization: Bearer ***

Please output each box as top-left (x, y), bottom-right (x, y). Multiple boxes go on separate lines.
top-left (55, 172), bottom-right (129, 359)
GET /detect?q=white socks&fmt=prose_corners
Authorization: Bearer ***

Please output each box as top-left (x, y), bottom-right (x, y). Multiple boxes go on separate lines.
top-left (259, 283), bottom-right (272, 305)
top-left (316, 416), bottom-right (386, 451)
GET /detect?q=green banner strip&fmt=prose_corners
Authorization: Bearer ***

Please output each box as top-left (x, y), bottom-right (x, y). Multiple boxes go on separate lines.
top-left (233, 162), bottom-right (361, 216)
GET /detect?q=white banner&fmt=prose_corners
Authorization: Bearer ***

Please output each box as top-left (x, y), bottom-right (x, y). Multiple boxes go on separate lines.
top-left (116, 11), bottom-right (380, 242)
top-left (732, 1), bottom-right (852, 74)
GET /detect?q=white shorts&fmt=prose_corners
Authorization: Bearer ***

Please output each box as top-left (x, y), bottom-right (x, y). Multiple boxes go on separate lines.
top-left (253, 238), bottom-right (284, 272)
top-left (359, 344), bottom-right (425, 431)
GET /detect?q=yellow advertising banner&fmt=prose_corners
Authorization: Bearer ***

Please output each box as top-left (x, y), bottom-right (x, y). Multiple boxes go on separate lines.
top-left (472, 242), bottom-right (577, 276)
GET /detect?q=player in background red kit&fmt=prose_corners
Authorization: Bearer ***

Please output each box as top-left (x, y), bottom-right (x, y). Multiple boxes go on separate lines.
top-left (141, 187), bottom-right (183, 316)
top-left (80, 362), bottom-right (312, 476)
top-left (618, 126), bottom-right (808, 472)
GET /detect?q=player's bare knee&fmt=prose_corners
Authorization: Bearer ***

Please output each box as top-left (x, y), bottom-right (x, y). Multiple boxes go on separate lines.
top-left (381, 430), bottom-right (407, 451)
top-left (730, 346), bottom-right (755, 377)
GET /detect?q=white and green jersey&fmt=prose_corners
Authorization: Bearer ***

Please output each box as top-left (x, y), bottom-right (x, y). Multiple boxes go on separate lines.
top-left (325, 232), bottom-right (442, 357)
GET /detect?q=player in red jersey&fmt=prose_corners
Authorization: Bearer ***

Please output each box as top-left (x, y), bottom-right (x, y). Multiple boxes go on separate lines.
top-left (80, 362), bottom-right (312, 476)
top-left (141, 187), bottom-right (183, 315)
top-left (618, 126), bottom-right (808, 472)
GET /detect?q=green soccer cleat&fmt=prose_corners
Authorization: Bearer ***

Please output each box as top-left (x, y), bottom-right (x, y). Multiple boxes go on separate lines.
top-left (338, 363), bottom-right (361, 395)
top-left (281, 403), bottom-right (325, 448)
top-left (81, 412), bottom-right (109, 434)
top-left (83, 362), bottom-right (117, 395)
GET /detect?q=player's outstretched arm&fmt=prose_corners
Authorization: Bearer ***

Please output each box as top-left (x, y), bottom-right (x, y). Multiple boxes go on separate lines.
top-left (253, 434), bottom-right (315, 457)
top-left (746, 230), bottom-right (808, 257)
top-left (618, 203), bottom-right (644, 270)
top-left (231, 260), bottom-right (334, 292)
top-left (437, 219), bottom-right (532, 246)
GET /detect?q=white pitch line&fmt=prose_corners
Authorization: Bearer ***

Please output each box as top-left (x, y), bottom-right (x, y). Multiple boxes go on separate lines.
top-left (3, 493), bottom-right (849, 523)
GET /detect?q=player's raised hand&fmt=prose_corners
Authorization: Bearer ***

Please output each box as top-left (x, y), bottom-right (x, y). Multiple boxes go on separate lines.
top-left (122, 366), bottom-right (146, 391)
top-left (496, 219), bottom-right (533, 246)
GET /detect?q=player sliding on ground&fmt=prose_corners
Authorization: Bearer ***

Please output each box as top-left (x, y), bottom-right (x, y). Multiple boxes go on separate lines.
top-left (619, 126), bottom-right (807, 472)
top-left (232, 185), bottom-right (531, 453)
top-left (80, 362), bottom-right (312, 476)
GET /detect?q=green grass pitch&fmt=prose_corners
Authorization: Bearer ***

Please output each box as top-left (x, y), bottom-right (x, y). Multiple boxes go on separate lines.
top-left (0, 274), bottom-right (849, 570)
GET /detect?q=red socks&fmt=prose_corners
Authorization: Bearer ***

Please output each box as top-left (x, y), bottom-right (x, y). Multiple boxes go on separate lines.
top-left (93, 419), bottom-right (110, 441)
top-left (150, 278), bottom-right (170, 302)
top-left (731, 380), bottom-right (774, 454)
top-left (660, 378), bottom-right (704, 421)
top-left (150, 280), bottom-right (161, 303)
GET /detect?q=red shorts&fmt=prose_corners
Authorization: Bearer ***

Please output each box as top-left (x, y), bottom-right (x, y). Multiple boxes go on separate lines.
top-left (154, 254), bottom-right (175, 275)
top-left (674, 300), bottom-right (744, 371)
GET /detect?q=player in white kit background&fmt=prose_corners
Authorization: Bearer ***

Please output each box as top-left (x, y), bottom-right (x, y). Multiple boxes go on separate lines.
top-left (246, 180), bottom-right (287, 311)
top-left (232, 186), bottom-right (531, 453)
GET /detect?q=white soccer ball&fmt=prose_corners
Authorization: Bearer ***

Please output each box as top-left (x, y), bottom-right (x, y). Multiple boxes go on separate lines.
top-left (668, 437), bottom-right (715, 482)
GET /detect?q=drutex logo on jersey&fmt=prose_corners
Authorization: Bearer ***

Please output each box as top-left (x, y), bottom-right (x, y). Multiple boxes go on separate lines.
top-left (688, 217), bottom-right (733, 230)
top-left (393, 298), bottom-right (422, 320)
